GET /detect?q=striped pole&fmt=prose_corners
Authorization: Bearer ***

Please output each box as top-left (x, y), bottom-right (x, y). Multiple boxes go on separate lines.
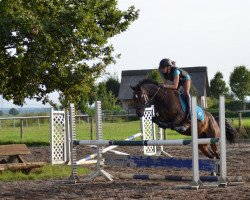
top-left (73, 138), bottom-right (219, 146)
top-left (69, 103), bottom-right (78, 182)
top-left (115, 173), bottom-right (242, 183)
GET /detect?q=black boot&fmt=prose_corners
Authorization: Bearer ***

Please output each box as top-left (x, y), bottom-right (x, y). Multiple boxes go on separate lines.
top-left (185, 95), bottom-right (191, 120)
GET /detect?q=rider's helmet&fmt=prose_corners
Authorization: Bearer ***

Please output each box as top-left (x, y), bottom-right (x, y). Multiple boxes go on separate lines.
top-left (159, 58), bottom-right (174, 69)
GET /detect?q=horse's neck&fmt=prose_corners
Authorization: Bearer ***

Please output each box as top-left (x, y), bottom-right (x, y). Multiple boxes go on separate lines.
top-left (155, 88), bottom-right (179, 110)
top-left (143, 84), bottom-right (158, 97)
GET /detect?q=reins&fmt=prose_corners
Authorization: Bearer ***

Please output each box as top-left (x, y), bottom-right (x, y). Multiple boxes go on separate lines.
top-left (145, 86), bottom-right (161, 107)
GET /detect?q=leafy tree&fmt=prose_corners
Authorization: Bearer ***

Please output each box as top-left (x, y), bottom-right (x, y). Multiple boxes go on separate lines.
top-left (96, 82), bottom-right (117, 111)
top-left (0, 0), bottom-right (138, 107)
top-left (147, 69), bottom-right (162, 83)
top-left (102, 91), bottom-right (118, 111)
top-left (229, 66), bottom-right (250, 109)
top-left (106, 75), bottom-right (120, 97)
top-left (210, 71), bottom-right (229, 99)
top-left (9, 108), bottom-right (19, 115)
top-left (190, 85), bottom-right (198, 96)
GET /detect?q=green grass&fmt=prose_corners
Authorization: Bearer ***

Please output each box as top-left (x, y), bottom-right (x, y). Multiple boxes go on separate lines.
top-left (0, 120), bottom-right (192, 145)
top-left (0, 164), bottom-right (90, 181)
top-left (231, 117), bottom-right (250, 128)
top-left (1, 117), bottom-right (249, 145)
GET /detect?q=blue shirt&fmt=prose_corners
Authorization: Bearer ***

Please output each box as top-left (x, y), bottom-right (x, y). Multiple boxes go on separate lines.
top-left (173, 69), bottom-right (190, 80)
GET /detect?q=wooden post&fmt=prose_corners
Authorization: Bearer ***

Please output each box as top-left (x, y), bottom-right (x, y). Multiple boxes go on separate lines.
top-left (20, 119), bottom-right (24, 139)
top-left (90, 116), bottom-right (93, 140)
top-left (38, 118), bottom-right (40, 128)
top-left (238, 112), bottom-right (242, 128)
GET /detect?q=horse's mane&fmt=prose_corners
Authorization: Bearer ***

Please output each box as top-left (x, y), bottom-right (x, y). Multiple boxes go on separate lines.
top-left (138, 78), bottom-right (177, 95)
top-left (138, 78), bottom-right (159, 86)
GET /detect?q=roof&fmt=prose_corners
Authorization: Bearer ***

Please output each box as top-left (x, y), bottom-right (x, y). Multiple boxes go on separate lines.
top-left (118, 67), bottom-right (210, 100)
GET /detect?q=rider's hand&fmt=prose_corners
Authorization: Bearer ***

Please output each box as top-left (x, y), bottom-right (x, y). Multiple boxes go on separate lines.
top-left (159, 83), bottom-right (165, 89)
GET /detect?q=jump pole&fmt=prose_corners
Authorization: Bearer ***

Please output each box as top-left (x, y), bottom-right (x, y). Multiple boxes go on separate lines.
top-left (115, 173), bottom-right (242, 183)
top-left (76, 132), bottom-right (142, 165)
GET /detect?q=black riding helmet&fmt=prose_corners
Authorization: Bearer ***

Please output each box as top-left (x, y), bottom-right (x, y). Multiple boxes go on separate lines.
top-left (159, 58), bottom-right (174, 69)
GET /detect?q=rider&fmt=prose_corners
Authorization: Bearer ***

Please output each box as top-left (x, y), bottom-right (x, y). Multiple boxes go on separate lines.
top-left (158, 58), bottom-right (191, 120)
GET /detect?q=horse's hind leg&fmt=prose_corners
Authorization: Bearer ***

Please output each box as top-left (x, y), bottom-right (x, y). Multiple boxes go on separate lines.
top-left (210, 144), bottom-right (220, 159)
top-left (198, 144), bottom-right (214, 159)
top-left (205, 113), bottom-right (221, 159)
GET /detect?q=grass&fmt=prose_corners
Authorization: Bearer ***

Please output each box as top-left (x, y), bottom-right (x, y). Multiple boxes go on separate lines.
top-left (0, 120), bottom-right (192, 145)
top-left (0, 164), bottom-right (90, 181)
top-left (231, 117), bottom-right (250, 128)
top-left (0, 117), bottom-right (249, 145)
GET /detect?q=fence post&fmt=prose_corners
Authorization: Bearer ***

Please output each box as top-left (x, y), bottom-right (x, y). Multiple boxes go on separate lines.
top-left (90, 116), bottom-right (93, 140)
top-left (238, 112), bottom-right (242, 129)
top-left (20, 119), bottom-right (23, 139)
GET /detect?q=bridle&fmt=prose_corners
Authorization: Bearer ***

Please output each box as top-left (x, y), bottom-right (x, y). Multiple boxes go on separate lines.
top-left (134, 86), bottom-right (161, 109)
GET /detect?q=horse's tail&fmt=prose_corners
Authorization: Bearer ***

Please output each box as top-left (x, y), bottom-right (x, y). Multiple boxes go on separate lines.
top-left (214, 116), bottom-right (238, 143)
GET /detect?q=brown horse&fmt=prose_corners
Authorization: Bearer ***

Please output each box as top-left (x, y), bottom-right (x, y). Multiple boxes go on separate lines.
top-left (130, 79), bottom-right (237, 159)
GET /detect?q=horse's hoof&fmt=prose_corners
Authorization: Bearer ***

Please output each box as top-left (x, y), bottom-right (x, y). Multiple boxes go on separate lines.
top-left (175, 126), bottom-right (187, 132)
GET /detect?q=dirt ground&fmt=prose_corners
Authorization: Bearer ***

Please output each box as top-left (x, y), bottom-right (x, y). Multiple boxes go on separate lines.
top-left (0, 143), bottom-right (249, 200)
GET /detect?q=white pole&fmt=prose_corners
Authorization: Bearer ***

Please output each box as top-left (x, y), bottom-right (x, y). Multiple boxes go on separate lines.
top-left (219, 95), bottom-right (227, 185)
top-left (190, 96), bottom-right (200, 189)
top-left (69, 103), bottom-right (78, 181)
top-left (84, 101), bottom-right (113, 181)
top-left (50, 107), bottom-right (54, 164)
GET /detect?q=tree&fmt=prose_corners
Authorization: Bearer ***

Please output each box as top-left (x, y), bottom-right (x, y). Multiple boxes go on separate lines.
top-left (105, 75), bottom-right (120, 98)
top-left (229, 66), bottom-right (250, 109)
top-left (96, 82), bottom-right (117, 111)
top-left (0, 110), bottom-right (3, 116)
top-left (147, 69), bottom-right (162, 83)
top-left (9, 108), bottom-right (19, 115)
top-left (0, 0), bottom-right (138, 107)
top-left (190, 85), bottom-right (198, 96)
top-left (210, 71), bottom-right (229, 99)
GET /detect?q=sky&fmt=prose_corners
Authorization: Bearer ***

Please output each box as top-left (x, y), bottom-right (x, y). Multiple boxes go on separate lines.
top-left (107, 0), bottom-right (250, 82)
top-left (1, 0), bottom-right (250, 108)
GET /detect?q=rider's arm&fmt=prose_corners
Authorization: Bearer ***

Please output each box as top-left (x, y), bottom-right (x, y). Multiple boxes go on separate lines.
top-left (162, 70), bottom-right (179, 90)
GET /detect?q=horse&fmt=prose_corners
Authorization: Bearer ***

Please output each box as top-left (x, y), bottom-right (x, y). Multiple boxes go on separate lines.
top-left (130, 79), bottom-right (237, 159)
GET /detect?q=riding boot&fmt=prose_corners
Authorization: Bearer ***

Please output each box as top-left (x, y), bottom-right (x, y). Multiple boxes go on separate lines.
top-left (185, 95), bottom-right (191, 120)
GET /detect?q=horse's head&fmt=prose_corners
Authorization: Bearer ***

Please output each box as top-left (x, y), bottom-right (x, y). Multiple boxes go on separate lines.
top-left (130, 84), bottom-right (149, 117)
top-left (130, 79), bottom-right (160, 117)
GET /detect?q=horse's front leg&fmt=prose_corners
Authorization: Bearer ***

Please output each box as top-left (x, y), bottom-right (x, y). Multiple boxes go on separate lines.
top-left (171, 112), bottom-right (190, 133)
top-left (171, 111), bottom-right (185, 125)
top-left (152, 116), bottom-right (172, 129)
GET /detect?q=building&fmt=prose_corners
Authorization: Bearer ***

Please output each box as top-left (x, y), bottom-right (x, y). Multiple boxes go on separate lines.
top-left (118, 67), bottom-right (210, 113)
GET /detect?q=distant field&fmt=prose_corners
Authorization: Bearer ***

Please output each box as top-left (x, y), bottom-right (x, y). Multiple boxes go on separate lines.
top-left (0, 117), bottom-right (249, 145)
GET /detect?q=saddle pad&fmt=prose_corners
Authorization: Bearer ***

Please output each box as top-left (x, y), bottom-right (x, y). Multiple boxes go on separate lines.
top-left (178, 93), bottom-right (205, 121)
